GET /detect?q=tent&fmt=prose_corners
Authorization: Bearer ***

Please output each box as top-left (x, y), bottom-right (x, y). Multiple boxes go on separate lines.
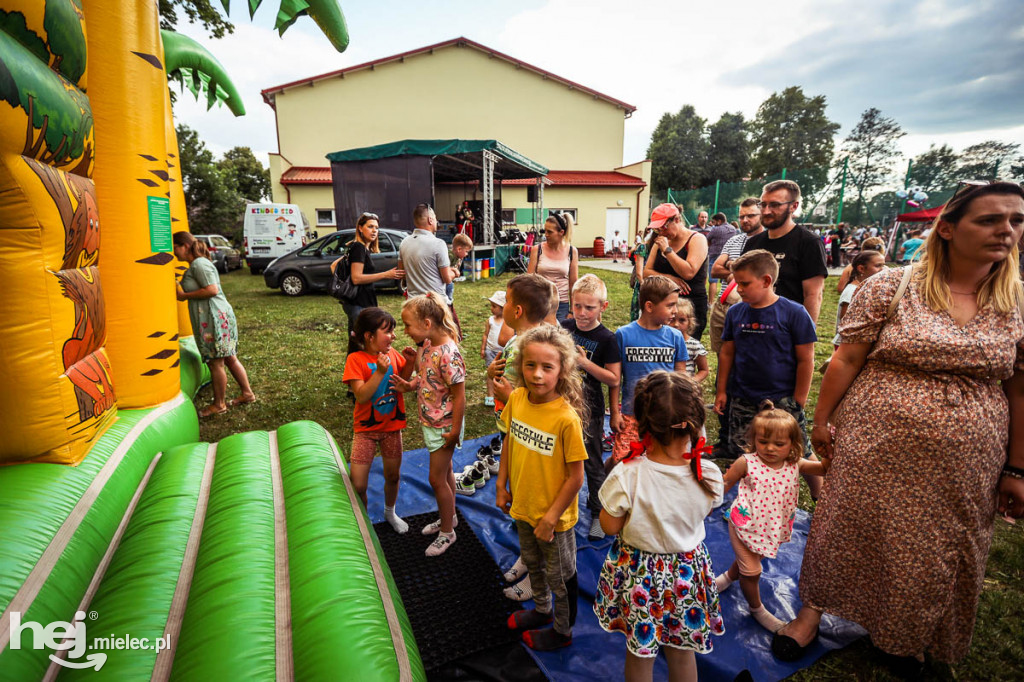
top-left (326, 139), bottom-right (548, 243)
top-left (896, 206), bottom-right (942, 222)
top-left (887, 205), bottom-right (941, 259)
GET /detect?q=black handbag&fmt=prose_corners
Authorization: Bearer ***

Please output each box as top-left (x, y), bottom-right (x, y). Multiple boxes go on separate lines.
top-left (330, 250), bottom-right (359, 303)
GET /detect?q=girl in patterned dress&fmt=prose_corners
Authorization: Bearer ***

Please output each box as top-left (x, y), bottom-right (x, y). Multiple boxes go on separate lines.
top-left (715, 403), bottom-right (826, 632)
top-left (594, 371), bottom-right (725, 681)
top-left (392, 293), bottom-right (466, 557)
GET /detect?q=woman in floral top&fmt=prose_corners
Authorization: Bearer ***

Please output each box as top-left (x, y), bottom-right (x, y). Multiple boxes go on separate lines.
top-left (174, 232), bottom-right (256, 417)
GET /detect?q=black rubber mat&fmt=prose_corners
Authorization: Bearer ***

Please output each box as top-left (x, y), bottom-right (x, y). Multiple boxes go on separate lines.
top-left (373, 509), bottom-right (530, 676)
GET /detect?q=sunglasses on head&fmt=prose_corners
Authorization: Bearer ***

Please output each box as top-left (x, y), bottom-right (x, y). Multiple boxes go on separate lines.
top-left (360, 212), bottom-right (379, 220)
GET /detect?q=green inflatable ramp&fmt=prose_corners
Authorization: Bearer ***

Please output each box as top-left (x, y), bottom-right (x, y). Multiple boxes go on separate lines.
top-left (1, 419), bottom-right (424, 681)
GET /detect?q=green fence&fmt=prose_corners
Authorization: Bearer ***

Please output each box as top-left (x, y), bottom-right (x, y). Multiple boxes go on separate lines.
top-left (656, 161), bottom-right (1005, 228)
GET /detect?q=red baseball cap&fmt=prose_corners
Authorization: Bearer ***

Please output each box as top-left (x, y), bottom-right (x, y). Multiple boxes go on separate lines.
top-left (647, 203), bottom-right (680, 229)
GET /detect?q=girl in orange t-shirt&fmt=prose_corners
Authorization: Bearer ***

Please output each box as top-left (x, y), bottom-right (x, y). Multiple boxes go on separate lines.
top-left (342, 308), bottom-right (416, 533)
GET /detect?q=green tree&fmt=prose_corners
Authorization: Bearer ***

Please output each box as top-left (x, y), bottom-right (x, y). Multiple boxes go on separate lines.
top-left (177, 124), bottom-right (244, 239)
top-left (841, 108), bottom-right (905, 223)
top-left (706, 112), bottom-right (749, 183)
top-left (909, 144), bottom-right (960, 192)
top-left (218, 146), bottom-right (270, 202)
top-left (647, 105), bottom-right (709, 194)
top-left (956, 140), bottom-right (1021, 180)
top-left (158, 0), bottom-right (234, 38)
top-left (748, 86), bottom-right (839, 198)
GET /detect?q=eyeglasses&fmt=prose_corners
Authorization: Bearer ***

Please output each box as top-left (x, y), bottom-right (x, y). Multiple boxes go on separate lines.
top-left (360, 212), bottom-right (379, 220)
top-left (756, 200), bottom-right (796, 211)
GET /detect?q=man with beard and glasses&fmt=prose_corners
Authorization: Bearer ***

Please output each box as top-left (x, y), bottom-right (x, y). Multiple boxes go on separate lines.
top-left (741, 180), bottom-right (827, 324)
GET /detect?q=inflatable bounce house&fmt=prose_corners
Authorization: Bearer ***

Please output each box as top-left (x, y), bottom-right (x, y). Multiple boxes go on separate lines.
top-left (0, 1), bottom-right (425, 678)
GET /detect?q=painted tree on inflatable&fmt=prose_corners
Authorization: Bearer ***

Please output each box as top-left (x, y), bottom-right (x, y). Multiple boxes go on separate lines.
top-left (0, 0), bottom-right (348, 464)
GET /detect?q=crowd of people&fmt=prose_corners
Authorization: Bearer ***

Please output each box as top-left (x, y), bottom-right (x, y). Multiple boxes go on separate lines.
top-left (174, 178), bottom-right (1024, 680)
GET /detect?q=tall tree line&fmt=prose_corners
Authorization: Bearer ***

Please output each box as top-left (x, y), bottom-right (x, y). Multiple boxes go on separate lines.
top-left (648, 88), bottom-right (1024, 224)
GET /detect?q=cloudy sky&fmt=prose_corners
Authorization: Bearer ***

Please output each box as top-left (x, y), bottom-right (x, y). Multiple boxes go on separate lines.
top-left (173, 0), bottom-right (1024, 175)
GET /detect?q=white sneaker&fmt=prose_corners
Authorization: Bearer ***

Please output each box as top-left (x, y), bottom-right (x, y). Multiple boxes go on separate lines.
top-left (482, 454), bottom-right (499, 475)
top-left (455, 472), bottom-right (478, 496)
top-left (503, 576), bottom-right (533, 601)
top-left (421, 515), bottom-right (459, 535)
top-left (426, 531), bottom-right (456, 557)
top-left (503, 556), bottom-right (527, 583)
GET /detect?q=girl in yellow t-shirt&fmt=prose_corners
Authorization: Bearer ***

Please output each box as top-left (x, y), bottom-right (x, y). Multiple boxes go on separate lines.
top-left (494, 325), bottom-right (588, 651)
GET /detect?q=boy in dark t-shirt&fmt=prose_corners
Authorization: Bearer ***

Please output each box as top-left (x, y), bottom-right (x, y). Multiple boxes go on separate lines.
top-left (714, 249), bottom-right (822, 497)
top-left (561, 275), bottom-right (621, 540)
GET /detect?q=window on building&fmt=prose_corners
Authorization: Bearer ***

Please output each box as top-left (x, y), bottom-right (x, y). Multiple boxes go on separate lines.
top-left (316, 208), bottom-right (336, 226)
top-left (500, 209), bottom-right (515, 225)
top-left (548, 208), bottom-right (578, 223)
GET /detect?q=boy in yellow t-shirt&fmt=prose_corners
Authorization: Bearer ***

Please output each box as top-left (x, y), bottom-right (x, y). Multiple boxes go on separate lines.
top-left (495, 325), bottom-right (587, 651)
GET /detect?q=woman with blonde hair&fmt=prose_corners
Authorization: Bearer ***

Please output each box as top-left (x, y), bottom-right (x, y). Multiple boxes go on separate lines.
top-left (528, 212), bottom-right (578, 322)
top-left (774, 181), bottom-right (1024, 670)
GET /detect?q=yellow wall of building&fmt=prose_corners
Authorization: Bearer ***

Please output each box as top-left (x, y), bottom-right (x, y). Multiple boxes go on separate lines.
top-left (271, 44), bottom-right (628, 172)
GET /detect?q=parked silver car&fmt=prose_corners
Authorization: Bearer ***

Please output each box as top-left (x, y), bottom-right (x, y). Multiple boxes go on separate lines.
top-left (263, 228), bottom-right (407, 297)
top-left (194, 234), bottom-right (242, 273)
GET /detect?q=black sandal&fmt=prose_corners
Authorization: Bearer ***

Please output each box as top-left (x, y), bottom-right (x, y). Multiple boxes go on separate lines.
top-left (771, 628), bottom-right (819, 662)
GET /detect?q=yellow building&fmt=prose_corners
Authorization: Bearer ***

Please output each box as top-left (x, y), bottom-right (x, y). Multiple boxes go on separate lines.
top-left (262, 37), bottom-right (651, 251)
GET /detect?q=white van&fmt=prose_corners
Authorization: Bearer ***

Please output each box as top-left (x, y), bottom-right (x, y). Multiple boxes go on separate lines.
top-left (243, 203), bottom-right (311, 274)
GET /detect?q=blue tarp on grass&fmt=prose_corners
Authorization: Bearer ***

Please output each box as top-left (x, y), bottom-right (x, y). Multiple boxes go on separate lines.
top-left (359, 430), bottom-right (864, 681)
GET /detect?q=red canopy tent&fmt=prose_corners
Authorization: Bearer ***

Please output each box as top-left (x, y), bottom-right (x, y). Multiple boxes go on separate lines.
top-left (887, 205), bottom-right (942, 259)
top-left (896, 206), bottom-right (943, 222)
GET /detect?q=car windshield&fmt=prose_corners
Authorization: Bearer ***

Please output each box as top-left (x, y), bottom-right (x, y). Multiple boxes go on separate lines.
top-left (212, 237), bottom-right (230, 247)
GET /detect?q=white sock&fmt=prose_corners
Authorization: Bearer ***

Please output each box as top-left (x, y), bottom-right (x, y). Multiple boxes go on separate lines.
top-left (385, 505), bottom-right (408, 534)
top-left (715, 573), bottom-right (734, 593)
top-left (750, 605), bottom-right (786, 633)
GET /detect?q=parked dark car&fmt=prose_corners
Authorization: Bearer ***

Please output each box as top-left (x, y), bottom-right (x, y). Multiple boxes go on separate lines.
top-left (263, 228), bottom-right (408, 297)
top-left (194, 234), bottom-right (242, 273)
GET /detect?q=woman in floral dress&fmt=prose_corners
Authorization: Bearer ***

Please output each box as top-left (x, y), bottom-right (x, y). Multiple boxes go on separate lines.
top-left (773, 182), bottom-right (1024, 668)
top-left (173, 231), bottom-right (256, 417)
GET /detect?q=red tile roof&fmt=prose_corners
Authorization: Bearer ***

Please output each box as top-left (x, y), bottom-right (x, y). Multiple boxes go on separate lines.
top-left (504, 171), bottom-right (646, 187)
top-left (261, 37), bottom-right (636, 115)
top-left (281, 167), bottom-right (646, 189)
top-left (280, 167), bottom-right (332, 185)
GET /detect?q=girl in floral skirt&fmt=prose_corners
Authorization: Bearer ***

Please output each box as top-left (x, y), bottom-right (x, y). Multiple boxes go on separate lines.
top-left (594, 370), bottom-right (724, 681)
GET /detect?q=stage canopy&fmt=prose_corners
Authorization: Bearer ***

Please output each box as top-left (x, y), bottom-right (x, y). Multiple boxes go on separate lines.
top-left (326, 139), bottom-right (547, 243)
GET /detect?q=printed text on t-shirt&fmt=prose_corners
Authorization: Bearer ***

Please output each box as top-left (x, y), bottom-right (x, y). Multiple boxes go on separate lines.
top-left (510, 419), bottom-right (556, 457)
top-left (624, 346), bottom-right (676, 363)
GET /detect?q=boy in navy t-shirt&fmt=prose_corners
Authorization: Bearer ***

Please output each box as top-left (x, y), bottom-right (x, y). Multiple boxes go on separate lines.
top-left (714, 249), bottom-right (822, 496)
top-left (612, 275), bottom-right (688, 464)
top-left (562, 274), bottom-right (621, 539)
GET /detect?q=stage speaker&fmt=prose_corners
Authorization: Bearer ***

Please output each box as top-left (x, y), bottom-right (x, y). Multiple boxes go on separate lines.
top-left (527, 185), bottom-right (538, 203)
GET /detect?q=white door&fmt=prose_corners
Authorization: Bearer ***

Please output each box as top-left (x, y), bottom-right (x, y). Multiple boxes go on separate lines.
top-left (605, 208), bottom-right (630, 253)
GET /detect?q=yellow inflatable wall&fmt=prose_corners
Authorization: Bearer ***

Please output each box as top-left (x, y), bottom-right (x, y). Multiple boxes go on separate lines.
top-left (87, 0), bottom-right (180, 408)
top-left (0, 0), bottom-right (117, 464)
top-left (165, 86), bottom-right (195, 339)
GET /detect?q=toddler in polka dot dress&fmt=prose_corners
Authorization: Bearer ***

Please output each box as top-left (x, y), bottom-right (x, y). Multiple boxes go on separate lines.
top-left (714, 401), bottom-right (827, 633)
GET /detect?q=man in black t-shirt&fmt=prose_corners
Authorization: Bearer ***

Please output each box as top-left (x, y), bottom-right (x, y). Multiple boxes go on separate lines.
top-left (742, 180), bottom-right (827, 323)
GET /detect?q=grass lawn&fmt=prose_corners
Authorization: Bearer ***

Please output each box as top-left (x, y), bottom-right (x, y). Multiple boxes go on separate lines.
top-left (206, 264), bottom-right (1023, 680)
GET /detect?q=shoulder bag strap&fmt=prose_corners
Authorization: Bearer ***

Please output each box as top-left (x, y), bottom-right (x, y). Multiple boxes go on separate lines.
top-left (887, 265), bottom-right (914, 320)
